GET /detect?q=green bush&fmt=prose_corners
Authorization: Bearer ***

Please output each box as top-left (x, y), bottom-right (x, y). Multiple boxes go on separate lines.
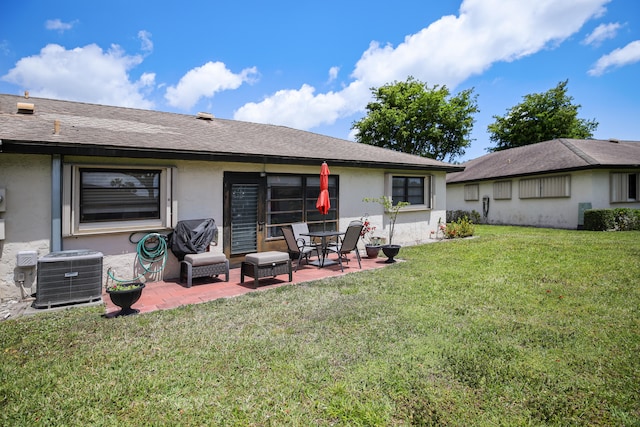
top-left (447, 209), bottom-right (480, 224)
top-left (613, 208), bottom-right (640, 230)
top-left (444, 215), bottom-right (476, 238)
top-left (584, 208), bottom-right (640, 231)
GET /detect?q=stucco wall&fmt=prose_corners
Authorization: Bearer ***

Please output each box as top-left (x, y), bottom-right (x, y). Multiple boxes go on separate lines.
top-left (63, 159), bottom-right (227, 287)
top-left (338, 168), bottom-right (447, 246)
top-left (447, 170), bottom-right (640, 229)
top-left (0, 155), bottom-right (446, 301)
top-left (0, 154), bottom-right (52, 300)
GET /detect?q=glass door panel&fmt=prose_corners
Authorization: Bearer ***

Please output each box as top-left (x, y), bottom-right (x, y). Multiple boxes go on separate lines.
top-left (230, 184), bottom-right (259, 254)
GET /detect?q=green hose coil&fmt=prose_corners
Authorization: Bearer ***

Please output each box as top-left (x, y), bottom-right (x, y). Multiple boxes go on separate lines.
top-left (107, 232), bottom-right (168, 283)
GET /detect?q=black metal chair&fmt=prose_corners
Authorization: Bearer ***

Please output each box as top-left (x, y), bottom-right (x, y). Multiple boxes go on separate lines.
top-left (282, 226), bottom-right (320, 271)
top-left (326, 220), bottom-right (364, 272)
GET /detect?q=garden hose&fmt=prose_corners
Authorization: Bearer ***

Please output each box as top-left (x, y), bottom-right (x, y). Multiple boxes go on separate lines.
top-left (107, 232), bottom-right (169, 283)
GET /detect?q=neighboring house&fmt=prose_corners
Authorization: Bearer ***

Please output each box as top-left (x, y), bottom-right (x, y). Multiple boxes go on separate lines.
top-left (446, 138), bottom-right (640, 229)
top-left (0, 93), bottom-right (462, 300)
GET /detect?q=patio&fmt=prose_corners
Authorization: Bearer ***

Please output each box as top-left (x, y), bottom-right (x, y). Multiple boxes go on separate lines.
top-left (104, 254), bottom-right (393, 317)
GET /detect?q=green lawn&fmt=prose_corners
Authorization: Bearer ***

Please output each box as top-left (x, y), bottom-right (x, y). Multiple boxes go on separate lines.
top-left (1, 226), bottom-right (638, 426)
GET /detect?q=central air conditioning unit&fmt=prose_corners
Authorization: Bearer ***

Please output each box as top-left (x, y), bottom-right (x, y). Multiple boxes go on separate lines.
top-left (35, 250), bottom-right (104, 309)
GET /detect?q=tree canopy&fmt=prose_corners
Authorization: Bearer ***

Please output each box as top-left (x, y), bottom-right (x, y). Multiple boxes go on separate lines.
top-left (351, 77), bottom-right (478, 162)
top-left (487, 80), bottom-right (598, 152)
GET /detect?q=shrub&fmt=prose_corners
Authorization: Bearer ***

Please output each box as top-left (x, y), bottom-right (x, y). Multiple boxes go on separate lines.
top-left (613, 208), bottom-right (640, 231)
top-left (447, 209), bottom-right (480, 224)
top-left (584, 208), bottom-right (640, 231)
top-left (444, 216), bottom-right (476, 239)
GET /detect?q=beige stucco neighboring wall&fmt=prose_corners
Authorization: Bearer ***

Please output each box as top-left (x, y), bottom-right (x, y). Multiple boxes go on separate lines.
top-left (0, 155), bottom-right (445, 301)
top-left (335, 168), bottom-right (447, 247)
top-left (447, 170), bottom-right (640, 229)
top-left (0, 154), bottom-right (52, 300)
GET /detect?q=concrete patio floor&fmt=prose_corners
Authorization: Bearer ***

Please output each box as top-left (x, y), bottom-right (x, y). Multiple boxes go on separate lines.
top-left (103, 253), bottom-right (394, 318)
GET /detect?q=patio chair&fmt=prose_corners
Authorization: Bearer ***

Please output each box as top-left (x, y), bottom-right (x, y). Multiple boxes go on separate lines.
top-left (326, 220), bottom-right (364, 272)
top-left (282, 226), bottom-right (320, 271)
top-left (291, 222), bottom-right (313, 246)
top-left (171, 218), bottom-right (229, 287)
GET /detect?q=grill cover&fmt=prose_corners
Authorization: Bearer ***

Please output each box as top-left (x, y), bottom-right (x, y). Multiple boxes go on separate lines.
top-left (169, 218), bottom-right (218, 261)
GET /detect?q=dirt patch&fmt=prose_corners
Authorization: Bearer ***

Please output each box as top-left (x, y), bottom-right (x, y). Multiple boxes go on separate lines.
top-left (0, 298), bottom-right (31, 321)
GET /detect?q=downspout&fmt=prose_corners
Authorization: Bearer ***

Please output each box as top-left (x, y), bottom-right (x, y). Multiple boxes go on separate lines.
top-left (51, 155), bottom-right (62, 252)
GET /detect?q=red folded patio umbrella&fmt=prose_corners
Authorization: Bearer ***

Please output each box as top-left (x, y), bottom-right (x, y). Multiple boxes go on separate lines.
top-left (316, 162), bottom-right (330, 230)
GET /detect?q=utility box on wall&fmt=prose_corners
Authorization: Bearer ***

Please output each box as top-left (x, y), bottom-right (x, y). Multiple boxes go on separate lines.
top-left (578, 202), bottom-right (592, 229)
top-left (17, 250), bottom-right (38, 267)
top-left (35, 250), bottom-right (104, 309)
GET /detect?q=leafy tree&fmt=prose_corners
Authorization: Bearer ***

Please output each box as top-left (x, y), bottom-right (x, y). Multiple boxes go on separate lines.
top-left (352, 77), bottom-right (478, 162)
top-left (487, 80), bottom-right (598, 151)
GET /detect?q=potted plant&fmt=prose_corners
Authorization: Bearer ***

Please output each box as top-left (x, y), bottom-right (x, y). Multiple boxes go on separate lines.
top-left (360, 214), bottom-right (381, 258)
top-left (363, 196), bottom-right (410, 263)
top-left (105, 272), bottom-right (145, 316)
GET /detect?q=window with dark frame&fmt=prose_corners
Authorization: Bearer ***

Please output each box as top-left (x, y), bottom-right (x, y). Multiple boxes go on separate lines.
top-left (392, 176), bottom-right (424, 205)
top-left (80, 168), bottom-right (161, 222)
top-left (266, 174), bottom-right (338, 238)
top-left (628, 173), bottom-right (638, 200)
top-left (610, 172), bottom-right (639, 203)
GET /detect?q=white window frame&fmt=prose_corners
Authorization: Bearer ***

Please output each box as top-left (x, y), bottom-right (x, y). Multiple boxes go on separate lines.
top-left (384, 173), bottom-right (432, 211)
top-left (493, 181), bottom-right (512, 200)
top-left (464, 184), bottom-right (479, 201)
top-left (63, 164), bottom-right (177, 236)
top-left (519, 175), bottom-right (570, 199)
top-left (610, 172), bottom-right (639, 203)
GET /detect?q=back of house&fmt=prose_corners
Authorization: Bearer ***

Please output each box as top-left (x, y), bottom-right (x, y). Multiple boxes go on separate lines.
top-left (446, 138), bottom-right (640, 229)
top-left (0, 93), bottom-right (461, 302)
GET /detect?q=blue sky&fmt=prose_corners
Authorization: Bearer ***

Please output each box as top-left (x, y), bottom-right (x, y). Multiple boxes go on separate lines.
top-left (1, 0), bottom-right (639, 161)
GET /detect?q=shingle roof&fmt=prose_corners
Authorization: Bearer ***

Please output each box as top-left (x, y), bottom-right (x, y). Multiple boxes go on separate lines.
top-left (0, 94), bottom-right (461, 171)
top-left (447, 138), bottom-right (640, 183)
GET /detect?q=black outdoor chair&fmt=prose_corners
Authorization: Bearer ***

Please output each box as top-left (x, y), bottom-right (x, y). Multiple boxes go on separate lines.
top-left (282, 226), bottom-right (320, 271)
top-left (326, 220), bottom-right (364, 272)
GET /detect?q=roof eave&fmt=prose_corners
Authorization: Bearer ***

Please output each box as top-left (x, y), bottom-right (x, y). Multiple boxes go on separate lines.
top-left (1, 139), bottom-right (464, 172)
top-left (446, 164), bottom-right (640, 184)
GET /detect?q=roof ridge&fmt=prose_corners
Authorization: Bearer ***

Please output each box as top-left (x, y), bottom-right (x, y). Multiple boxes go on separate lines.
top-left (558, 138), bottom-right (599, 165)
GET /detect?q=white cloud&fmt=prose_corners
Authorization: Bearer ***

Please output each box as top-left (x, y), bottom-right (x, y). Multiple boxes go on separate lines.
top-left (138, 30), bottom-right (153, 52)
top-left (588, 40), bottom-right (640, 75)
top-left (327, 66), bottom-right (339, 83)
top-left (164, 61), bottom-right (258, 110)
top-left (233, 0), bottom-right (610, 132)
top-left (1, 30), bottom-right (254, 112)
top-left (355, 0), bottom-right (610, 87)
top-left (0, 40), bottom-right (9, 56)
top-left (45, 19), bottom-right (75, 33)
top-left (583, 22), bottom-right (622, 46)
top-left (235, 79), bottom-right (370, 129)
top-left (138, 72), bottom-right (156, 88)
top-left (1, 43), bottom-right (155, 109)
top-left (235, 84), bottom-right (346, 128)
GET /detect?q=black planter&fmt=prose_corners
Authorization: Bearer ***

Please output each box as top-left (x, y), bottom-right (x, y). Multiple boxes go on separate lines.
top-left (107, 283), bottom-right (145, 316)
top-left (365, 245), bottom-right (381, 259)
top-left (381, 244), bottom-right (401, 263)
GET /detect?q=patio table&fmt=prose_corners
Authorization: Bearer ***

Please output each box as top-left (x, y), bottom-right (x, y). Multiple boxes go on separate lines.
top-left (302, 230), bottom-right (344, 267)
